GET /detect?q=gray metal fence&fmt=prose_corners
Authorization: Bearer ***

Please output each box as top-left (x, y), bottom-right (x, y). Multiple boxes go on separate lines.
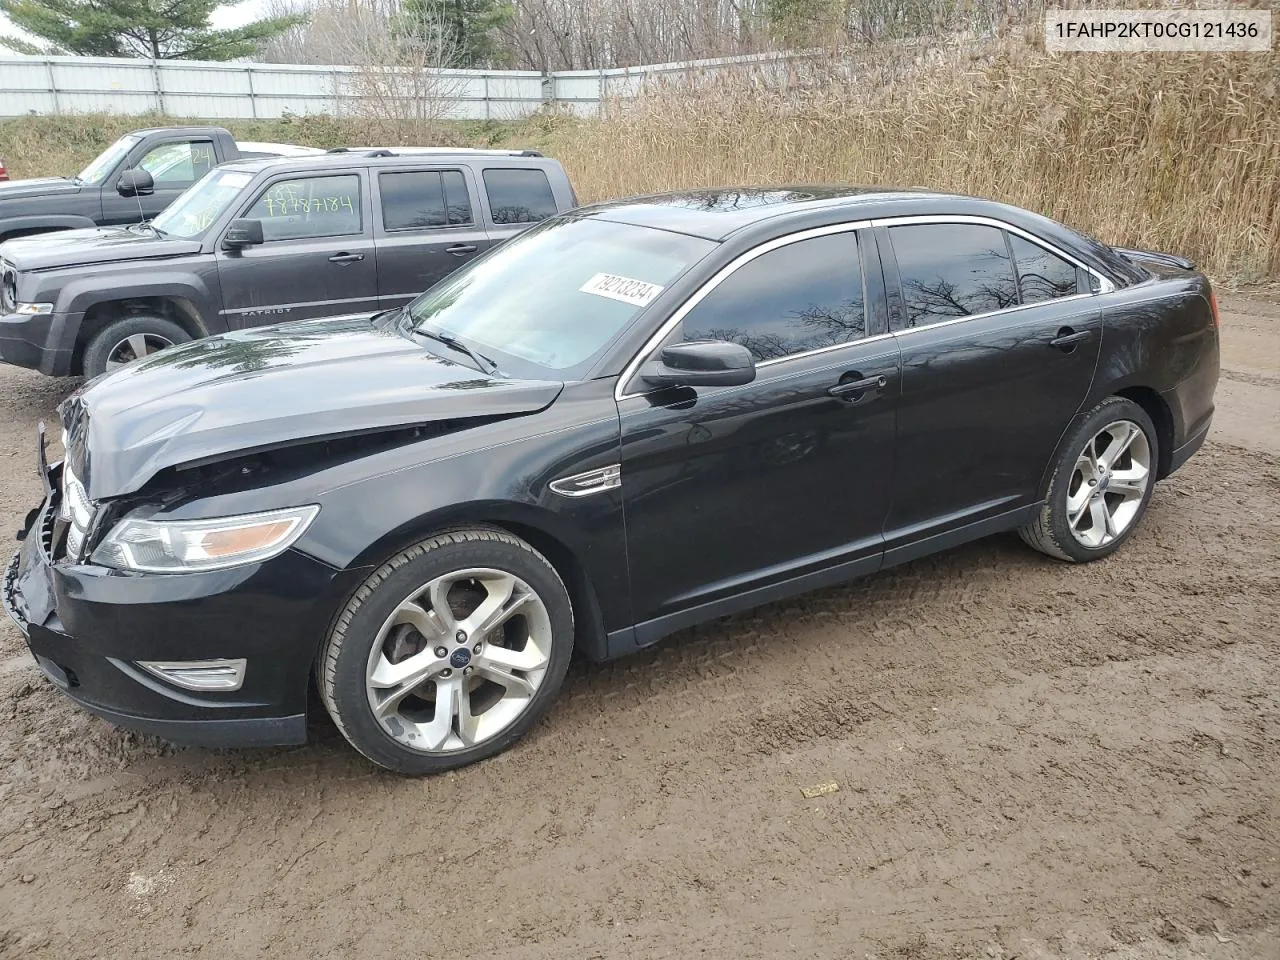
top-left (0, 51), bottom-right (811, 119)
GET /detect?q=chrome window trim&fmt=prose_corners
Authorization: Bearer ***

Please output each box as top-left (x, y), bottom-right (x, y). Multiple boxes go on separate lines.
top-left (615, 220), bottom-right (873, 401)
top-left (756, 330), bottom-right (896, 368)
top-left (615, 213), bottom-right (1116, 402)
top-left (872, 214), bottom-right (1116, 294)
top-left (889, 292), bottom-right (1096, 339)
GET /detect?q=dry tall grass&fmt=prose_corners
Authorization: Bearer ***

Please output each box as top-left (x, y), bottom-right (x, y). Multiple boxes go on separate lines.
top-left (544, 44), bottom-right (1280, 282)
top-left (2, 43), bottom-right (1277, 280)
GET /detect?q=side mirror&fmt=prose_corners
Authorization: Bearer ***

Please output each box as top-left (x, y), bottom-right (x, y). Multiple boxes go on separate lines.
top-left (640, 340), bottom-right (756, 389)
top-left (116, 168), bottom-right (154, 198)
top-left (222, 218), bottom-right (265, 249)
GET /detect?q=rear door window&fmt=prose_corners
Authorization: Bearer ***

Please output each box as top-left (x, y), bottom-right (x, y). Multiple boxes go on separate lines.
top-left (890, 223), bottom-right (1019, 328)
top-left (1009, 233), bottom-right (1081, 303)
top-left (380, 170), bottom-right (473, 230)
top-left (483, 168), bottom-right (558, 224)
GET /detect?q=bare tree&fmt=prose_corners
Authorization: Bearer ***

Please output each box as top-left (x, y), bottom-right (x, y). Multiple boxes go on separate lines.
top-left (258, 0), bottom-right (468, 141)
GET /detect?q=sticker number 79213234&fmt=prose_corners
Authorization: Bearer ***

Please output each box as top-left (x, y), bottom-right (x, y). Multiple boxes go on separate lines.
top-left (579, 273), bottom-right (665, 307)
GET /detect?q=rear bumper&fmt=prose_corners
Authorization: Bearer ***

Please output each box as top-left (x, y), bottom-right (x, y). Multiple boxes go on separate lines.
top-left (3, 495), bottom-right (359, 748)
top-left (1168, 416), bottom-right (1212, 476)
top-left (0, 309), bottom-right (79, 376)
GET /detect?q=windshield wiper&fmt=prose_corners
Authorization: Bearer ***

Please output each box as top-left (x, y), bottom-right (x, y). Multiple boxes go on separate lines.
top-left (417, 327), bottom-right (501, 376)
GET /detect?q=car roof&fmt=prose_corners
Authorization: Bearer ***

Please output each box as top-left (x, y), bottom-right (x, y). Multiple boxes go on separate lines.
top-left (576, 185), bottom-right (1141, 284)
top-left (126, 126), bottom-right (226, 138)
top-left (576, 186), bottom-right (964, 241)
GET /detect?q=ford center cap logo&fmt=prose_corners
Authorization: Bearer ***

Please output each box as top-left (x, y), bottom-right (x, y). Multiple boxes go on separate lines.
top-left (449, 648), bottom-right (472, 669)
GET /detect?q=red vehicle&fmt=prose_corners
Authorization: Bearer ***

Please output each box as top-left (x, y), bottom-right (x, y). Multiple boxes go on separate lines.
top-left (0, 158), bottom-right (9, 182)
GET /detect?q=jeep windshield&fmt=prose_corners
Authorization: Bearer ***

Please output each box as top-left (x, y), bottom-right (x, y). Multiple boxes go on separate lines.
top-left (406, 217), bottom-right (716, 381)
top-left (76, 135), bottom-right (140, 185)
top-left (153, 168), bottom-right (255, 239)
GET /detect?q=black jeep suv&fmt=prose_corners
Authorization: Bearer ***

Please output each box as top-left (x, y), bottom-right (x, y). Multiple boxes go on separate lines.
top-left (0, 148), bottom-right (575, 377)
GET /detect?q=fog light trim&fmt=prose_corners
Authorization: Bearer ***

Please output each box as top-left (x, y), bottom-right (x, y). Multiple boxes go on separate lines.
top-left (137, 658), bottom-right (247, 692)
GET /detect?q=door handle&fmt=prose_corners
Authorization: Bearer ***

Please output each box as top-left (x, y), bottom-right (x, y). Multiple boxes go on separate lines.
top-left (828, 374), bottom-right (887, 400)
top-left (328, 252), bottom-right (364, 264)
top-left (446, 244), bottom-right (478, 256)
top-left (1049, 328), bottom-right (1093, 351)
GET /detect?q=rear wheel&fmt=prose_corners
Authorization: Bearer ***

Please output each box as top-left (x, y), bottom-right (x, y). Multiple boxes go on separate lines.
top-left (319, 528), bottom-right (574, 775)
top-left (1019, 397), bottom-right (1158, 563)
top-left (82, 316), bottom-right (190, 378)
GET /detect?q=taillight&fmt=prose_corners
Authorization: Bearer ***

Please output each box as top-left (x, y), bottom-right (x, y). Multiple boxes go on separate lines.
top-left (1209, 289), bottom-right (1220, 329)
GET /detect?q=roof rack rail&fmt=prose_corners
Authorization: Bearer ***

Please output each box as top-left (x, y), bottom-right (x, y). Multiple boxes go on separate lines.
top-left (519, 150), bottom-right (543, 157)
top-left (326, 147), bottom-right (396, 157)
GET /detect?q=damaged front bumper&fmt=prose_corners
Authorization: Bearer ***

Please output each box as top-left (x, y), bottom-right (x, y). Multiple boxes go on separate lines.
top-left (3, 484), bottom-right (353, 748)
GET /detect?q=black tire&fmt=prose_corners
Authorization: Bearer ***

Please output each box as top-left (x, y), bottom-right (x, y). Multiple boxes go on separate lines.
top-left (1019, 396), bottom-right (1159, 563)
top-left (319, 528), bottom-right (574, 775)
top-left (82, 316), bottom-right (191, 379)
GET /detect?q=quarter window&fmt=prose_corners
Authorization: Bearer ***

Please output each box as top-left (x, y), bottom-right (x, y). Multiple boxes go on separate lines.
top-left (245, 174), bottom-right (362, 241)
top-left (680, 231), bottom-right (866, 362)
top-left (483, 168), bottom-right (557, 224)
top-left (1009, 234), bottom-right (1080, 303)
top-left (380, 170), bottom-right (472, 230)
top-left (137, 140), bottom-right (215, 187)
top-left (890, 223), bottom-right (1019, 328)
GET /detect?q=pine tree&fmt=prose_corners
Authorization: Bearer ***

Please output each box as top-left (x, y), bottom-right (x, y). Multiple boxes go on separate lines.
top-left (398, 0), bottom-right (514, 67)
top-left (0, 0), bottom-right (304, 60)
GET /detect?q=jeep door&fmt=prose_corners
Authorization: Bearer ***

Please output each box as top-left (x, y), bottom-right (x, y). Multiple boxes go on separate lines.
top-left (214, 169), bottom-right (380, 328)
top-left (372, 165), bottom-right (491, 308)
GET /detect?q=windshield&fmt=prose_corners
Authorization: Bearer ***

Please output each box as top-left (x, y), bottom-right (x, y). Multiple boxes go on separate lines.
top-left (153, 168), bottom-right (256, 239)
top-left (407, 217), bottom-right (716, 379)
top-left (76, 135), bottom-right (140, 185)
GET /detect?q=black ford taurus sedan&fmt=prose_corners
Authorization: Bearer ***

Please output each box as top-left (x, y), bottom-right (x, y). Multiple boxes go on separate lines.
top-left (4, 187), bottom-right (1219, 774)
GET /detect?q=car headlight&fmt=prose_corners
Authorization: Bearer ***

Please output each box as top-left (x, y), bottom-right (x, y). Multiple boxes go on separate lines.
top-left (13, 302), bottom-right (54, 315)
top-left (90, 505), bottom-right (320, 573)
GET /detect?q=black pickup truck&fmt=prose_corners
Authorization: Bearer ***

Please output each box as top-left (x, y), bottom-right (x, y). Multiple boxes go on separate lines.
top-left (0, 148), bottom-right (576, 377)
top-left (0, 126), bottom-right (321, 244)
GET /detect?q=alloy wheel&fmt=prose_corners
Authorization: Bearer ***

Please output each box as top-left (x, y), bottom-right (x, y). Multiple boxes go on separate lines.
top-left (105, 332), bottom-right (174, 370)
top-left (364, 567), bottom-right (553, 753)
top-left (1066, 419), bottom-right (1152, 548)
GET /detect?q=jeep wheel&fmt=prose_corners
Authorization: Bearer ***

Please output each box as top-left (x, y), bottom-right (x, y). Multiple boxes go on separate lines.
top-left (83, 316), bottom-right (191, 378)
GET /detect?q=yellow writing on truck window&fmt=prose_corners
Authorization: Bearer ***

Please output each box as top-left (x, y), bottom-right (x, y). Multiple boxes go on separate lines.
top-left (260, 194), bottom-right (355, 217)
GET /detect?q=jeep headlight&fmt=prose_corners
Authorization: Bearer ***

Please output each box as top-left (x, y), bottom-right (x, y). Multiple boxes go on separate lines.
top-left (13, 302), bottom-right (54, 315)
top-left (91, 505), bottom-right (319, 573)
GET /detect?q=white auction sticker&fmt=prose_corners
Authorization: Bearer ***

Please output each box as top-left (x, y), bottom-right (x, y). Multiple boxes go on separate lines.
top-left (579, 273), bottom-right (664, 307)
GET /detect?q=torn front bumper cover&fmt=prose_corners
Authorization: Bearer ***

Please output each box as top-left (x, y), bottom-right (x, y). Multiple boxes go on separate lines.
top-left (2, 492), bottom-right (334, 749)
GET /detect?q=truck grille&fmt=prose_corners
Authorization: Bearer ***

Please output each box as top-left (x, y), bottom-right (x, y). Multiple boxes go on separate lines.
top-left (0, 260), bottom-right (16, 313)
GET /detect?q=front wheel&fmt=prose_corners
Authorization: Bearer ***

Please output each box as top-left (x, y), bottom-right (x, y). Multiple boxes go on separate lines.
top-left (319, 528), bottom-right (574, 775)
top-left (82, 316), bottom-right (191, 379)
top-left (1019, 397), bottom-right (1159, 563)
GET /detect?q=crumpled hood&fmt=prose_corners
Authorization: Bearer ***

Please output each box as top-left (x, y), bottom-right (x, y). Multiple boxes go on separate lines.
top-left (61, 314), bottom-right (564, 499)
top-left (0, 177), bottom-right (80, 202)
top-left (0, 226), bottom-right (201, 271)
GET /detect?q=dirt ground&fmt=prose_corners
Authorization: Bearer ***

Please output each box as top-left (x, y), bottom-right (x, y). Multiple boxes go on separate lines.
top-left (0, 297), bottom-right (1277, 960)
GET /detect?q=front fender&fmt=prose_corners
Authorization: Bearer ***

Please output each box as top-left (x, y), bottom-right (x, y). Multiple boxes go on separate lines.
top-left (57, 272), bottom-right (221, 337)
